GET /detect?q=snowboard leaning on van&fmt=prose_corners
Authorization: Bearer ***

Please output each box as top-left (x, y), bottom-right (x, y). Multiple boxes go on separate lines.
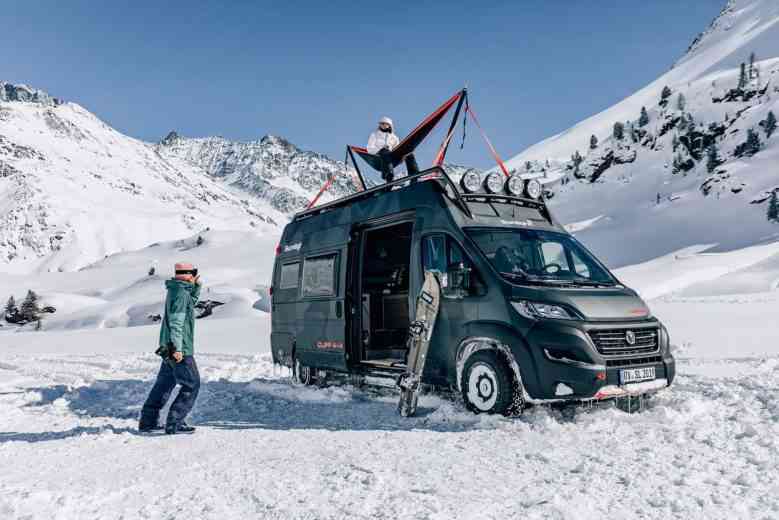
top-left (397, 270), bottom-right (441, 417)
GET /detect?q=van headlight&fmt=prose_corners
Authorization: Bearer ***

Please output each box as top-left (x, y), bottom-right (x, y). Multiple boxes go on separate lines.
top-left (511, 300), bottom-right (579, 320)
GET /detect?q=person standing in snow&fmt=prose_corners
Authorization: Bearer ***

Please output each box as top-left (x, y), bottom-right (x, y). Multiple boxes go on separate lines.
top-left (139, 262), bottom-right (202, 435)
top-left (367, 116), bottom-right (400, 182)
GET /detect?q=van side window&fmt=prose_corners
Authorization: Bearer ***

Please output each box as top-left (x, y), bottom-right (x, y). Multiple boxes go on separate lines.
top-left (279, 262), bottom-right (300, 290)
top-left (422, 235), bottom-right (485, 297)
top-left (421, 235), bottom-right (447, 273)
top-left (302, 254), bottom-right (338, 297)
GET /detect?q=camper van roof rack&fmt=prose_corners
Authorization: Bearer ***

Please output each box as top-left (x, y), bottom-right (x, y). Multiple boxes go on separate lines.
top-left (293, 167), bottom-right (472, 221)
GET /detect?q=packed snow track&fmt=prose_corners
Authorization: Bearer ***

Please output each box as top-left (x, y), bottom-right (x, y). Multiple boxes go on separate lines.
top-left (1, 323), bottom-right (777, 519)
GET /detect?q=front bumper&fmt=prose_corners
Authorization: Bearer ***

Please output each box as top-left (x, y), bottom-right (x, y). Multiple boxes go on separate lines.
top-left (520, 318), bottom-right (675, 402)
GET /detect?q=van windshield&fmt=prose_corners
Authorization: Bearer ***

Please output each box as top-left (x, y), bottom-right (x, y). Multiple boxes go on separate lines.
top-left (465, 228), bottom-right (616, 286)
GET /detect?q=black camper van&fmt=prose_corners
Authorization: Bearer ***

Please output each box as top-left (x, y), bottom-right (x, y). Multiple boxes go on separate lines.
top-left (270, 167), bottom-right (675, 415)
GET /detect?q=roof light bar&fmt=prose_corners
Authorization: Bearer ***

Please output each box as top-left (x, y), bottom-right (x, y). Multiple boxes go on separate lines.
top-left (460, 171), bottom-right (482, 193)
top-left (506, 174), bottom-right (524, 196)
top-left (525, 179), bottom-right (543, 200)
top-left (484, 172), bottom-right (504, 194)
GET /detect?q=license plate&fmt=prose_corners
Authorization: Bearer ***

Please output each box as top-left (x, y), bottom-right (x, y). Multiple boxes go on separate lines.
top-left (620, 366), bottom-right (655, 384)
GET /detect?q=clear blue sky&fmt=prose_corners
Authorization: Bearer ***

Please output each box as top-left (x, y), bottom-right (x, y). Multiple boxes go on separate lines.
top-left (2, 1), bottom-right (724, 168)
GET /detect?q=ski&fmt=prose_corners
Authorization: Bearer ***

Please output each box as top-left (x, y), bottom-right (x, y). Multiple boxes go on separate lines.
top-left (397, 270), bottom-right (441, 417)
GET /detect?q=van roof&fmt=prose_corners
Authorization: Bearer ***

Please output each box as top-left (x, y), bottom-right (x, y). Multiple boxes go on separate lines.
top-left (290, 167), bottom-right (564, 233)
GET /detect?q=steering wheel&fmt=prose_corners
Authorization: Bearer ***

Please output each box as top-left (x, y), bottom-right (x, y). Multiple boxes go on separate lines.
top-left (542, 263), bottom-right (563, 274)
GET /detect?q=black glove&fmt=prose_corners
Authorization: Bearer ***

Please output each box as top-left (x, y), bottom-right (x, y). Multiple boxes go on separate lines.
top-left (154, 343), bottom-right (177, 359)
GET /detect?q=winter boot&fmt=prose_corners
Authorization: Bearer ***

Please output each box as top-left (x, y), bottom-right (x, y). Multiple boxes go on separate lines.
top-left (138, 419), bottom-right (163, 433)
top-left (165, 422), bottom-right (196, 435)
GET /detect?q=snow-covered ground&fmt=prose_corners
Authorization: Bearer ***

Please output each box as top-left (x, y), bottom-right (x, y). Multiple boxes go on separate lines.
top-left (2, 234), bottom-right (779, 519)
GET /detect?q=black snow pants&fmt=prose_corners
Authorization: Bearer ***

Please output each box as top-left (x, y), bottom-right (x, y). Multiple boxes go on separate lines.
top-left (140, 356), bottom-right (200, 429)
top-left (378, 148), bottom-right (394, 182)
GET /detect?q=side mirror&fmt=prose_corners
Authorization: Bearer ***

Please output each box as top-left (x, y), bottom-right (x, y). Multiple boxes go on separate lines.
top-left (443, 262), bottom-right (471, 298)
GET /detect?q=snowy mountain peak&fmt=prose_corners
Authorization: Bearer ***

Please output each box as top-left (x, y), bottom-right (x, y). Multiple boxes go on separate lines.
top-left (160, 130), bottom-right (180, 146)
top-left (0, 81), bottom-right (62, 106)
top-left (678, 0), bottom-right (779, 69)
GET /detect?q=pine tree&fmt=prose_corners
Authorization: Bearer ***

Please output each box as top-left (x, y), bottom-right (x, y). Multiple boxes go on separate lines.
top-left (768, 191), bottom-right (779, 222)
top-left (571, 150), bottom-right (583, 166)
top-left (613, 122), bottom-right (624, 140)
top-left (638, 106), bottom-right (650, 127)
top-left (20, 290), bottom-right (40, 322)
top-left (706, 144), bottom-right (723, 173)
top-left (589, 134), bottom-right (598, 150)
top-left (4, 296), bottom-right (18, 322)
top-left (749, 52), bottom-right (757, 79)
top-left (738, 62), bottom-right (747, 89)
top-left (747, 128), bottom-right (762, 155)
top-left (763, 111), bottom-right (777, 138)
top-left (660, 86), bottom-right (672, 107)
top-left (676, 93), bottom-right (686, 111)
top-left (525, 161), bottom-right (532, 172)
top-left (672, 134), bottom-right (680, 152)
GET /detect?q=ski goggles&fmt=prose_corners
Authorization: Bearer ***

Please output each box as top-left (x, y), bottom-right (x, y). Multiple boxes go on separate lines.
top-left (175, 268), bottom-right (198, 277)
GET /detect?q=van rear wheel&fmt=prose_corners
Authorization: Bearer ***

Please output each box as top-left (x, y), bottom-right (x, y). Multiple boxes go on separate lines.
top-left (461, 351), bottom-right (515, 415)
top-left (294, 357), bottom-right (315, 386)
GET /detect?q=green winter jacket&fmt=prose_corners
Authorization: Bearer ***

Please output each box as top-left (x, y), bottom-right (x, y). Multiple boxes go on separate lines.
top-left (158, 279), bottom-right (201, 356)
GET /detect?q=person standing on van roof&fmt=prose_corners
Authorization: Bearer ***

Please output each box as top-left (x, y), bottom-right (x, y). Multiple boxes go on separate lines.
top-left (367, 116), bottom-right (400, 182)
top-left (139, 262), bottom-right (202, 435)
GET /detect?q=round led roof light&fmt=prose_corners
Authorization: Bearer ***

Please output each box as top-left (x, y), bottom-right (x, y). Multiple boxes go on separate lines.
top-left (525, 178), bottom-right (543, 199)
top-left (506, 175), bottom-right (524, 196)
top-left (484, 172), bottom-right (504, 194)
top-left (460, 171), bottom-right (482, 193)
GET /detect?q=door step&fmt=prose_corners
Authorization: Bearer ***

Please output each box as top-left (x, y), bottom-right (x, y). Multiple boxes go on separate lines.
top-left (362, 358), bottom-right (407, 369)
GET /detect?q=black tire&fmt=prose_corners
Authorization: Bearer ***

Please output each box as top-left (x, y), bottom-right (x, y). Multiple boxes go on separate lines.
top-left (461, 351), bottom-right (516, 415)
top-left (294, 357), bottom-right (315, 386)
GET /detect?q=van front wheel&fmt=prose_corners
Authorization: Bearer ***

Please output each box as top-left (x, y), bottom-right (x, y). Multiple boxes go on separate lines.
top-left (461, 351), bottom-right (514, 415)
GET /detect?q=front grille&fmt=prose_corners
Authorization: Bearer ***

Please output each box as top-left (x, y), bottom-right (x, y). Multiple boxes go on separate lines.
top-left (588, 327), bottom-right (659, 357)
top-left (606, 355), bottom-right (663, 368)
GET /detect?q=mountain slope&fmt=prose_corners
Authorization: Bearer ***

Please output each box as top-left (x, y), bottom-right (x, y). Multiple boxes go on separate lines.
top-left (156, 132), bottom-right (358, 215)
top-left (0, 84), bottom-right (281, 274)
top-left (505, 0), bottom-right (779, 268)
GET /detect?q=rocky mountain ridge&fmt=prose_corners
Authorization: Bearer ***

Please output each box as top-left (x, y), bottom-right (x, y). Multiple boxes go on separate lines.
top-left (156, 131), bottom-right (358, 214)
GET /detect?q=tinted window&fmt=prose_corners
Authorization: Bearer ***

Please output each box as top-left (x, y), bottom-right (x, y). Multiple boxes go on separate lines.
top-left (279, 262), bottom-right (299, 290)
top-left (465, 228), bottom-right (615, 286)
top-left (302, 254), bottom-right (338, 297)
top-left (422, 235), bottom-right (447, 273)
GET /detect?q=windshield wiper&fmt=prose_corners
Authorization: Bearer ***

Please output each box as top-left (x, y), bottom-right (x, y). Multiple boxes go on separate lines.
top-left (500, 272), bottom-right (573, 287)
top-left (499, 271), bottom-right (528, 281)
top-left (568, 276), bottom-right (616, 287)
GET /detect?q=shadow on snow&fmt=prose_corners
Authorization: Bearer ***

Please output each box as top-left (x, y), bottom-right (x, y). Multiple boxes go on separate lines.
top-left (7, 376), bottom-right (514, 443)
